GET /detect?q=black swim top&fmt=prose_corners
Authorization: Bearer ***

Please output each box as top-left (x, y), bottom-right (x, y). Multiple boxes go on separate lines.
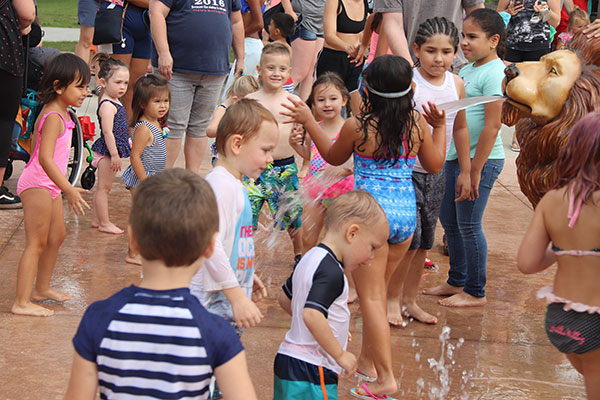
top-left (551, 244), bottom-right (600, 257)
top-left (337, 0), bottom-right (368, 34)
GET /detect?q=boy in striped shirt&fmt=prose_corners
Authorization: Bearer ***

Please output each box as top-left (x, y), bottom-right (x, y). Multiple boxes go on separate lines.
top-left (65, 169), bottom-right (257, 400)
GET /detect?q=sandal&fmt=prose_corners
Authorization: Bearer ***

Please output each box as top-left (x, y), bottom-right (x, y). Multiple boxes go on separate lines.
top-left (511, 141), bottom-right (520, 152)
top-left (350, 383), bottom-right (397, 400)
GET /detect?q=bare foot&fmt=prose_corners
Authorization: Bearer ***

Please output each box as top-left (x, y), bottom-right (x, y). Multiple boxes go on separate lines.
top-left (403, 302), bottom-right (438, 324)
top-left (11, 302), bottom-right (54, 317)
top-left (91, 221), bottom-right (99, 228)
top-left (31, 288), bottom-right (71, 303)
top-left (422, 282), bottom-right (463, 296)
top-left (351, 380), bottom-right (398, 399)
top-left (126, 255), bottom-right (142, 265)
top-left (98, 223), bottom-right (124, 235)
top-left (438, 291), bottom-right (486, 307)
top-left (387, 297), bottom-right (405, 327)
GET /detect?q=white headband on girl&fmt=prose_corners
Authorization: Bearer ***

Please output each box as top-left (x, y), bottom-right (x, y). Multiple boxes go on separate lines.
top-left (363, 80), bottom-right (411, 98)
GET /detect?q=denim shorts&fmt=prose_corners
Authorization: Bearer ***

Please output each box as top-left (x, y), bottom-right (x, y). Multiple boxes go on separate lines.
top-left (101, 3), bottom-right (151, 59)
top-left (77, 0), bottom-right (97, 27)
top-left (163, 71), bottom-right (227, 139)
top-left (289, 23), bottom-right (319, 42)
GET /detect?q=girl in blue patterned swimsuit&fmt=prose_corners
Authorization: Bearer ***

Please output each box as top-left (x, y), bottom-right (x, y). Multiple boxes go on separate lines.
top-left (283, 55), bottom-right (447, 399)
top-left (90, 54), bottom-right (131, 234)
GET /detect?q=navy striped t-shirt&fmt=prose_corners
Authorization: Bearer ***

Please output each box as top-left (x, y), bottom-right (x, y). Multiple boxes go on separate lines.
top-left (72, 285), bottom-right (243, 399)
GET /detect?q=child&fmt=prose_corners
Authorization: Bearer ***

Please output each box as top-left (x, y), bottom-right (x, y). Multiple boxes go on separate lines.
top-left (11, 54), bottom-right (91, 317)
top-left (90, 53), bottom-right (130, 235)
top-left (274, 191), bottom-right (389, 400)
top-left (556, 7), bottom-right (590, 49)
top-left (517, 112), bottom-right (600, 400)
top-left (121, 74), bottom-right (170, 265)
top-left (246, 42), bottom-right (304, 265)
top-left (387, 17), bottom-right (471, 327)
top-left (423, 9), bottom-right (506, 308)
top-left (289, 72), bottom-right (354, 251)
top-left (282, 54), bottom-right (447, 398)
top-left (191, 98), bottom-right (277, 398)
top-left (64, 168), bottom-right (257, 400)
top-left (266, 13), bottom-right (295, 94)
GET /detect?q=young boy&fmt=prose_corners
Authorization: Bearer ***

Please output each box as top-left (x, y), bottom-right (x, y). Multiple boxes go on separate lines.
top-left (65, 169), bottom-right (257, 400)
top-left (266, 14), bottom-right (295, 94)
top-left (246, 42), bottom-right (304, 264)
top-left (274, 191), bottom-right (389, 399)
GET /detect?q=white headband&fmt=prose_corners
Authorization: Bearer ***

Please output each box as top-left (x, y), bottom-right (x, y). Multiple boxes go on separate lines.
top-left (363, 80), bottom-right (411, 98)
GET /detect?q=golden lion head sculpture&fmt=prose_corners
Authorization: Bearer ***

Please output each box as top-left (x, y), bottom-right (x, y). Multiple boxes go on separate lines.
top-left (502, 32), bottom-right (600, 207)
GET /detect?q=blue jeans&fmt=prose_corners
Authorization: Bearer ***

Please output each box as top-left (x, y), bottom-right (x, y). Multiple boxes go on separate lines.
top-left (438, 158), bottom-right (504, 298)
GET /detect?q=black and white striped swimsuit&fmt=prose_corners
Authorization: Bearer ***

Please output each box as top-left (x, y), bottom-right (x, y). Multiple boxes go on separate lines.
top-left (121, 121), bottom-right (167, 189)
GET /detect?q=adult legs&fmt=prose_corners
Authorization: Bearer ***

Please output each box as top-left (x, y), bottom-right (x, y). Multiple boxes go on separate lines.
top-left (91, 158), bottom-right (123, 234)
top-left (0, 71), bottom-right (23, 208)
top-left (291, 37), bottom-right (324, 101)
top-left (75, 25), bottom-right (94, 63)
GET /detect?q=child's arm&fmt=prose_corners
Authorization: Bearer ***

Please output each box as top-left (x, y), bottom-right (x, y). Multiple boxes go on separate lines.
top-left (288, 124), bottom-right (311, 160)
top-left (64, 352), bottom-right (98, 400)
top-left (278, 287), bottom-right (292, 315)
top-left (451, 76), bottom-right (472, 202)
top-left (207, 96), bottom-right (237, 138)
top-left (213, 351), bottom-right (258, 400)
top-left (129, 124), bottom-right (153, 182)
top-left (38, 113), bottom-right (90, 215)
top-left (303, 308), bottom-right (357, 375)
top-left (416, 103), bottom-right (447, 174)
top-left (98, 101), bottom-right (122, 172)
top-left (470, 99), bottom-right (503, 198)
top-left (517, 194), bottom-right (556, 274)
top-left (281, 96), bottom-right (354, 165)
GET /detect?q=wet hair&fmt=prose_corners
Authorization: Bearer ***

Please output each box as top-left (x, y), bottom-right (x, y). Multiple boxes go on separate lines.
top-left (39, 53), bottom-right (91, 103)
top-left (130, 168), bottom-right (219, 267)
top-left (260, 42), bottom-right (292, 65)
top-left (225, 74), bottom-right (260, 99)
top-left (414, 17), bottom-right (460, 52)
top-left (130, 74), bottom-right (170, 127)
top-left (92, 52), bottom-right (128, 81)
top-left (215, 98), bottom-right (278, 156)
top-left (272, 12), bottom-right (295, 38)
top-left (306, 72), bottom-right (349, 111)
top-left (358, 55), bottom-right (416, 166)
top-left (567, 7), bottom-right (590, 31)
top-left (553, 112), bottom-right (600, 206)
top-left (324, 191), bottom-right (387, 230)
top-left (464, 8), bottom-right (506, 59)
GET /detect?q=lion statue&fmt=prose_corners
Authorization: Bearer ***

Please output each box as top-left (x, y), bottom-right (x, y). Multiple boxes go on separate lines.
top-left (501, 31), bottom-right (600, 207)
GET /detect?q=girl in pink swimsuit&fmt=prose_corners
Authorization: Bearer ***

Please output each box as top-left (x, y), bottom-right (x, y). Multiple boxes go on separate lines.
top-left (12, 53), bottom-right (91, 317)
top-left (518, 112), bottom-right (600, 399)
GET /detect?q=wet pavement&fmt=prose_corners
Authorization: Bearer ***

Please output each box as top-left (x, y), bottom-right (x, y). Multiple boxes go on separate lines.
top-left (0, 112), bottom-right (586, 399)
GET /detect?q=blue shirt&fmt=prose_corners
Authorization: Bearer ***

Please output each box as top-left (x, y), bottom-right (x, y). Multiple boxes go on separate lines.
top-left (447, 58), bottom-right (506, 161)
top-left (152, 0), bottom-right (242, 75)
top-left (72, 285), bottom-right (243, 399)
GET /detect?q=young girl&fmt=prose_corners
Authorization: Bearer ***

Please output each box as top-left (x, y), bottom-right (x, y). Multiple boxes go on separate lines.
top-left (290, 72), bottom-right (353, 251)
top-left (518, 112), bottom-right (600, 399)
top-left (11, 53), bottom-right (91, 317)
top-left (283, 54), bottom-right (446, 398)
top-left (387, 17), bottom-right (472, 327)
top-left (556, 7), bottom-right (590, 49)
top-left (423, 9), bottom-right (506, 308)
top-left (90, 53), bottom-right (130, 235)
top-left (121, 74), bottom-right (170, 265)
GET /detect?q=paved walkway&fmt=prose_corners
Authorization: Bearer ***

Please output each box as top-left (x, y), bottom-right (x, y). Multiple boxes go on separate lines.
top-left (43, 27), bottom-right (80, 42)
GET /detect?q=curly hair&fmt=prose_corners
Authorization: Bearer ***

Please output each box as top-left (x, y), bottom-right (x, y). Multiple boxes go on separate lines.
top-left (357, 55), bottom-right (416, 166)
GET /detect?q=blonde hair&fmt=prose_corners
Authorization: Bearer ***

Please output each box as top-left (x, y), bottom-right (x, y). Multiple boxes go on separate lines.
top-left (324, 191), bottom-right (387, 230)
top-left (225, 74), bottom-right (260, 99)
top-left (215, 98), bottom-right (278, 156)
top-left (568, 7), bottom-right (590, 30)
top-left (260, 42), bottom-right (292, 65)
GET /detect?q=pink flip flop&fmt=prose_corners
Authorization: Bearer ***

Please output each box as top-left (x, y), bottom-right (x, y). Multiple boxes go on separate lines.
top-left (349, 383), bottom-right (397, 400)
top-left (353, 369), bottom-right (377, 383)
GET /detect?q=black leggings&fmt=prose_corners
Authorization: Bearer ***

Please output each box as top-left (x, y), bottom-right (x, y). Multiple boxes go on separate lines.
top-left (0, 70), bottom-right (23, 169)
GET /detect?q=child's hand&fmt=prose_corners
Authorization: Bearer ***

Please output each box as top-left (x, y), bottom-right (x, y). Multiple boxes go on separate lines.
top-left (422, 101), bottom-right (446, 129)
top-left (335, 351), bottom-right (357, 378)
top-left (110, 156), bottom-right (122, 172)
top-left (289, 124), bottom-right (305, 146)
top-left (252, 275), bottom-right (267, 302)
top-left (280, 96), bottom-right (314, 126)
top-left (66, 187), bottom-right (90, 216)
top-left (231, 295), bottom-right (263, 329)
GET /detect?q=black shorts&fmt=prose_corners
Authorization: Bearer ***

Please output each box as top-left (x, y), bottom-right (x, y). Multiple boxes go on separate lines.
top-left (316, 47), bottom-right (363, 93)
top-left (545, 302), bottom-right (600, 354)
top-left (408, 170), bottom-right (445, 251)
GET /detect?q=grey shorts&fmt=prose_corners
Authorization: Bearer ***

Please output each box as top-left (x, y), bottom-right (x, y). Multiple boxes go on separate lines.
top-left (190, 284), bottom-right (243, 337)
top-left (77, 0), bottom-right (97, 27)
top-left (409, 170), bottom-right (445, 251)
top-left (164, 71), bottom-right (227, 139)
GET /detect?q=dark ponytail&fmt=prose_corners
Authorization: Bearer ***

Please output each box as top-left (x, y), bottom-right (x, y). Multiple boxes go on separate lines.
top-left (465, 8), bottom-right (506, 60)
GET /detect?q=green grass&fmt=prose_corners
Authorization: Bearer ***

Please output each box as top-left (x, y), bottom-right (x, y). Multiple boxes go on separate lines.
top-left (37, 0), bottom-right (78, 28)
top-left (43, 41), bottom-right (77, 53)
